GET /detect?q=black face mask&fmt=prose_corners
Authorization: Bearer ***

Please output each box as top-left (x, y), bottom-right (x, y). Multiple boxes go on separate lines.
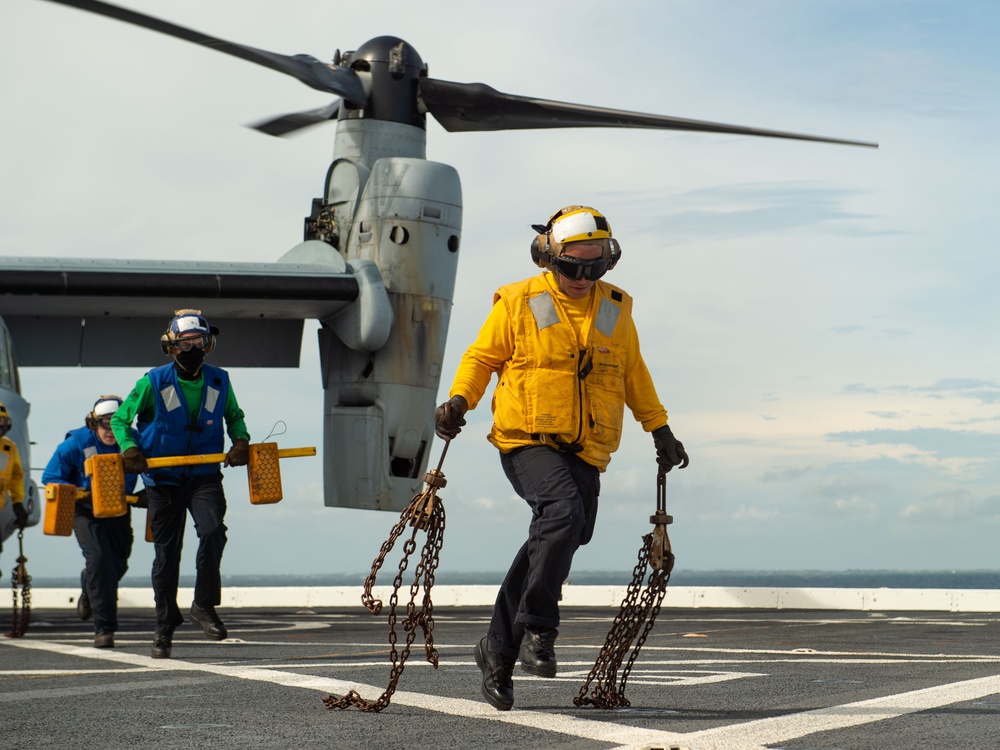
top-left (174, 349), bottom-right (206, 377)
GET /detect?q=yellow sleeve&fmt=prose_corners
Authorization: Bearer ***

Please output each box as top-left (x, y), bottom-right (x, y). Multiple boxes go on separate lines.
top-left (622, 317), bottom-right (668, 432)
top-left (449, 297), bottom-right (515, 411)
top-left (8, 442), bottom-right (24, 505)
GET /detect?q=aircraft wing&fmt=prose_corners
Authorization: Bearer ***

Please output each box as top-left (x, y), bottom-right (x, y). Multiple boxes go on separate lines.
top-left (0, 256), bottom-right (358, 367)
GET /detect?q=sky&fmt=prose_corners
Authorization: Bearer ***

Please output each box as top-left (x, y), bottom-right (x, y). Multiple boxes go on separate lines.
top-left (2, 0), bottom-right (999, 582)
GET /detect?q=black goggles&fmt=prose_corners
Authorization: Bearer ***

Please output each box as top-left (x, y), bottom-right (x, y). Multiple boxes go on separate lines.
top-left (553, 255), bottom-right (611, 281)
top-left (95, 418), bottom-right (114, 430)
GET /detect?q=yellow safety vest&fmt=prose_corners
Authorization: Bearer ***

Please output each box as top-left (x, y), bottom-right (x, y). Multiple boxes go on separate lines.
top-left (486, 275), bottom-right (643, 470)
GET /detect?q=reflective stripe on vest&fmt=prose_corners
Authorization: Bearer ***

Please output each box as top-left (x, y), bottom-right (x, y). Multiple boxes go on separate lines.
top-left (527, 292), bottom-right (560, 330)
top-left (204, 386), bottom-right (220, 415)
top-left (594, 297), bottom-right (621, 339)
top-left (161, 385), bottom-right (182, 412)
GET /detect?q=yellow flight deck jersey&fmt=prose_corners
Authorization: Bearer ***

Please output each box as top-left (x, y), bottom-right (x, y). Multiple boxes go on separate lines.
top-left (0, 435), bottom-right (25, 509)
top-left (449, 272), bottom-right (668, 471)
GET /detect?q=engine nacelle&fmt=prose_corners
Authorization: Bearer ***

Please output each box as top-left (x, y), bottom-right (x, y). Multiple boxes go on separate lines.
top-left (320, 157), bottom-right (462, 511)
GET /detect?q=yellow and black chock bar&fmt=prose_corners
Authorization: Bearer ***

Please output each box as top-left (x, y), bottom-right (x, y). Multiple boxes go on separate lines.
top-left (78, 443), bottom-right (316, 522)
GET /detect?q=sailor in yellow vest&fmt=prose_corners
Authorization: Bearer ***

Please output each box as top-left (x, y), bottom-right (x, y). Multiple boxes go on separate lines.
top-left (435, 205), bottom-right (690, 711)
top-left (0, 402), bottom-right (28, 578)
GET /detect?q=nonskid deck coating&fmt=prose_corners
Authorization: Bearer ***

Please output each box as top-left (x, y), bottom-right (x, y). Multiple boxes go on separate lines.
top-left (3, 605), bottom-right (999, 749)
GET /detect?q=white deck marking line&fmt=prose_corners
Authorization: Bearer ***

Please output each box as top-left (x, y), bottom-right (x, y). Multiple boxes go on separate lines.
top-left (0, 676), bottom-right (215, 704)
top-left (246, 656), bottom-right (998, 670)
top-left (0, 668), bottom-right (151, 676)
top-left (607, 672), bottom-right (1000, 750)
top-left (0, 638), bottom-right (690, 747)
top-left (6, 638), bottom-right (1000, 750)
top-left (628, 644), bottom-right (1000, 659)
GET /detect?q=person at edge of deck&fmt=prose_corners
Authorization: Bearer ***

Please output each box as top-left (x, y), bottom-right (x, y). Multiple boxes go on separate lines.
top-left (0, 402), bottom-right (28, 584)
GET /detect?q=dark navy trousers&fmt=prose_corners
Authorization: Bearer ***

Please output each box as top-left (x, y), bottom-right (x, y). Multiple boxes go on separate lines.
top-left (147, 473), bottom-right (228, 635)
top-left (73, 505), bottom-right (133, 634)
top-left (489, 446), bottom-right (600, 658)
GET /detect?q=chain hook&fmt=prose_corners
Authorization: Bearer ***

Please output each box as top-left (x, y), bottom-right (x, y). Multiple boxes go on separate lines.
top-left (649, 468), bottom-right (674, 574)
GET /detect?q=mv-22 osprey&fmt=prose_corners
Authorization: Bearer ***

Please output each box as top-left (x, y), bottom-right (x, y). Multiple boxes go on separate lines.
top-left (0, 0), bottom-right (876, 543)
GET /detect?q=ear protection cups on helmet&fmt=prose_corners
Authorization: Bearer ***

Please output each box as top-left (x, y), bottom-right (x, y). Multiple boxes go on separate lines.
top-left (607, 237), bottom-right (622, 270)
top-left (530, 234), bottom-right (550, 268)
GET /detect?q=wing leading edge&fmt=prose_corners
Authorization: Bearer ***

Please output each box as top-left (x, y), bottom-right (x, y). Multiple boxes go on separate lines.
top-left (0, 257), bottom-right (359, 367)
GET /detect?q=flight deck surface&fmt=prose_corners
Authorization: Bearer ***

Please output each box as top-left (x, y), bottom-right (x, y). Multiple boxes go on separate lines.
top-left (3, 606), bottom-right (999, 750)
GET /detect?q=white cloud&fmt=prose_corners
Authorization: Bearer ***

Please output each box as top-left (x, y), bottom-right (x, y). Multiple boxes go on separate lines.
top-left (732, 504), bottom-right (780, 522)
top-left (901, 491), bottom-right (1000, 523)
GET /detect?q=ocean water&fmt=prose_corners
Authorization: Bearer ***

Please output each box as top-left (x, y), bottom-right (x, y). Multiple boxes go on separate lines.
top-left (30, 569), bottom-right (1000, 589)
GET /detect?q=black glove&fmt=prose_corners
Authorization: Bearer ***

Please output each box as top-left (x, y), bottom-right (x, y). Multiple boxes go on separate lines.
top-left (122, 447), bottom-right (148, 474)
top-left (434, 395), bottom-right (468, 440)
top-left (133, 489), bottom-right (148, 509)
top-left (12, 502), bottom-right (28, 529)
top-left (225, 438), bottom-right (250, 468)
top-left (652, 424), bottom-right (689, 473)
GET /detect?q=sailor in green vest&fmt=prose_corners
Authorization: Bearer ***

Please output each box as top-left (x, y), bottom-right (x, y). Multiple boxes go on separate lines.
top-left (112, 310), bottom-right (250, 659)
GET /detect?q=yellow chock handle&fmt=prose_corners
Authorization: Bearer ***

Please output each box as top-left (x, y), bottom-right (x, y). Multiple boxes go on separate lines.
top-left (144, 446), bottom-right (317, 469)
top-left (83, 446), bottom-right (316, 513)
top-left (85, 446), bottom-right (317, 474)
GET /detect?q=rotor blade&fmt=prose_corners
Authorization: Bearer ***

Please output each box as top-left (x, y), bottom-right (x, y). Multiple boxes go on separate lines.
top-left (420, 79), bottom-right (877, 148)
top-left (249, 100), bottom-right (341, 137)
top-left (41, 0), bottom-right (367, 106)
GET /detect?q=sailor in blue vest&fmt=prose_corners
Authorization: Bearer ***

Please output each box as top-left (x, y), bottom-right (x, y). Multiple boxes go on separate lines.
top-left (111, 310), bottom-right (250, 659)
top-left (41, 395), bottom-right (138, 649)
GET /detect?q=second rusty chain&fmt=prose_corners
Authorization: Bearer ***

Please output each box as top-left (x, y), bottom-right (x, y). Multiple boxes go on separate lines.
top-left (323, 440), bottom-right (451, 712)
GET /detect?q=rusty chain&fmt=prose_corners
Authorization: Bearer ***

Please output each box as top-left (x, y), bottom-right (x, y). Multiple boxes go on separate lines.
top-left (574, 469), bottom-right (673, 708)
top-left (6, 528), bottom-right (31, 638)
top-left (323, 441), bottom-right (450, 712)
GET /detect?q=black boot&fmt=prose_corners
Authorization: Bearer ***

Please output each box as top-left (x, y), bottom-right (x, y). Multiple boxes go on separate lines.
top-left (77, 590), bottom-right (92, 621)
top-left (519, 627), bottom-right (557, 678)
top-left (151, 632), bottom-right (172, 659)
top-left (474, 636), bottom-right (515, 711)
top-left (190, 603), bottom-right (228, 640)
top-left (77, 571), bottom-right (92, 621)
